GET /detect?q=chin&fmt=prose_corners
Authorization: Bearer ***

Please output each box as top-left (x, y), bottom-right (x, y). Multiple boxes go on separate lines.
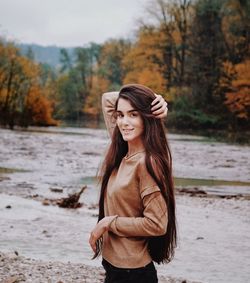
top-left (122, 135), bottom-right (139, 142)
top-left (122, 136), bottom-right (130, 141)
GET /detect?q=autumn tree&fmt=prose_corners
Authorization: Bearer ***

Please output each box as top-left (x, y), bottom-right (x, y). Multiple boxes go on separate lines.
top-left (122, 27), bottom-right (167, 95)
top-left (0, 40), bottom-right (56, 128)
top-left (224, 60), bottom-right (250, 124)
top-left (220, 58), bottom-right (250, 131)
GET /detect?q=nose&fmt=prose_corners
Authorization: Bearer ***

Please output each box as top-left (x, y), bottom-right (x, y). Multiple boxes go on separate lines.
top-left (121, 115), bottom-right (129, 126)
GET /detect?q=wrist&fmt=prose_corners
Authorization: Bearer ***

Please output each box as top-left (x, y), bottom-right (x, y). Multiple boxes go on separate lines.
top-left (104, 215), bottom-right (118, 231)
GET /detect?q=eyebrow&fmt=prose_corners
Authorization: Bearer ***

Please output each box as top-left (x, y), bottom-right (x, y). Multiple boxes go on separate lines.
top-left (116, 109), bottom-right (138, 113)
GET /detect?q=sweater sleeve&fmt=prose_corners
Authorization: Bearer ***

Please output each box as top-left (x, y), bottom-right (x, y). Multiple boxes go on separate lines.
top-left (108, 161), bottom-right (168, 237)
top-left (109, 191), bottom-right (168, 237)
top-left (102, 92), bottom-right (119, 138)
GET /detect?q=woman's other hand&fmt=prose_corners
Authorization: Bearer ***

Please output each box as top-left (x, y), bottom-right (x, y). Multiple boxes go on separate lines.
top-left (151, 94), bottom-right (168, 119)
top-left (89, 216), bottom-right (117, 253)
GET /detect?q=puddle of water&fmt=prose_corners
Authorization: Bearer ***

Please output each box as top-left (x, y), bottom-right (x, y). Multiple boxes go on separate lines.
top-left (170, 138), bottom-right (211, 142)
top-left (174, 177), bottom-right (250, 187)
top-left (81, 176), bottom-right (98, 184)
top-left (82, 176), bottom-right (250, 188)
top-left (0, 167), bottom-right (30, 174)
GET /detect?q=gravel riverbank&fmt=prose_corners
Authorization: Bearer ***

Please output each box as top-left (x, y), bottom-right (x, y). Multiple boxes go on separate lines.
top-left (0, 252), bottom-right (201, 283)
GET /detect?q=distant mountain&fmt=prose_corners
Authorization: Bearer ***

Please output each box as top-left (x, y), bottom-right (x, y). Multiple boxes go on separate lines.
top-left (18, 43), bottom-right (75, 68)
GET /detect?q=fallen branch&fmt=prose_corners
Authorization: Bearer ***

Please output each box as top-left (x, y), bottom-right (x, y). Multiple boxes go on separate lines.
top-left (42, 186), bottom-right (87, 208)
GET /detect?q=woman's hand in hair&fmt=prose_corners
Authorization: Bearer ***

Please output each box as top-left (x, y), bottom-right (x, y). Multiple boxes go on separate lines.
top-left (151, 94), bottom-right (168, 119)
top-left (89, 216), bottom-right (117, 253)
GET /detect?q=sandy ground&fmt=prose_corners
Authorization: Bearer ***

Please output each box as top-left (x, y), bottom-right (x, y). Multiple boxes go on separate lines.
top-left (0, 127), bottom-right (250, 283)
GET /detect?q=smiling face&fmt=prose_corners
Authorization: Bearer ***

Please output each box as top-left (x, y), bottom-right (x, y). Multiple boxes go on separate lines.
top-left (116, 98), bottom-right (144, 144)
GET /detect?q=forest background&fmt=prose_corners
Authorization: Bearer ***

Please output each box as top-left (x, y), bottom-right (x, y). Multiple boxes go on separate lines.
top-left (0, 0), bottom-right (249, 142)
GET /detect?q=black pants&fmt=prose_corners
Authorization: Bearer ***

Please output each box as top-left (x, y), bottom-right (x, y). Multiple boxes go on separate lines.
top-left (102, 259), bottom-right (158, 283)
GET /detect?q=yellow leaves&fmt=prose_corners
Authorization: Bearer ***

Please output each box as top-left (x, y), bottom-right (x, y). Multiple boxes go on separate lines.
top-left (125, 28), bottom-right (165, 68)
top-left (0, 41), bottom-right (17, 61)
top-left (18, 56), bottom-right (40, 80)
top-left (122, 28), bottom-right (167, 94)
top-left (124, 67), bottom-right (166, 95)
top-left (172, 29), bottom-right (181, 45)
top-left (0, 89), bottom-right (7, 103)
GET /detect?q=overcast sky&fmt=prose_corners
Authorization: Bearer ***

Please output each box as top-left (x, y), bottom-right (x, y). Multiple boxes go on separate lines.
top-left (0, 0), bottom-right (148, 47)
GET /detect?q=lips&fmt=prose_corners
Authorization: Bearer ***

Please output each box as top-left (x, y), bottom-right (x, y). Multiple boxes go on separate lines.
top-left (122, 129), bottom-right (133, 134)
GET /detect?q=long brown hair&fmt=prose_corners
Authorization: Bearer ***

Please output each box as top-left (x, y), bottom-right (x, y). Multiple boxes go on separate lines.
top-left (94, 84), bottom-right (177, 264)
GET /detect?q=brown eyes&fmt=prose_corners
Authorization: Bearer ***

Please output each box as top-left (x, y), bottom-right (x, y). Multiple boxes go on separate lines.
top-left (130, 112), bottom-right (138, 117)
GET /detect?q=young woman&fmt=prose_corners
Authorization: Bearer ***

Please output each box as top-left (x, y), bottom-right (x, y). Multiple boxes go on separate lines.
top-left (89, 84), bottom-right (177, 283)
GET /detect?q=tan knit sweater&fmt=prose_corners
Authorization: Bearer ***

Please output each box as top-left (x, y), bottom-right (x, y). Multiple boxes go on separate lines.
top-left (101, 92), bottom-right (168, 268)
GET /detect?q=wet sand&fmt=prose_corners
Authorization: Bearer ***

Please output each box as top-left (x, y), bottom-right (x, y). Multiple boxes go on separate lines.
top-left (0, 127), bottom-right (250, 283)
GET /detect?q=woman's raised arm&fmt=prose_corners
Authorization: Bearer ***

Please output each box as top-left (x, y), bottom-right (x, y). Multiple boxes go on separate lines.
top-left (102, 92), bottom-right (119, 138)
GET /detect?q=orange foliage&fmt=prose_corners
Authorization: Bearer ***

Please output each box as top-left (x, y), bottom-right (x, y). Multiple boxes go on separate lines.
top-left (0, 40), bottom-right (56, 127)
top-left (224, 60), bottom-right (250, 119)
top-left (26, 85), bottom-right (57, 126)
top-left (124, 67), bottom-right (166, 94)
top-left (122, 28), bottom-right (167, 95)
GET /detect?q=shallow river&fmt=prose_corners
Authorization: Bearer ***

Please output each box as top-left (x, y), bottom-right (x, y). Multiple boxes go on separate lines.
top-left (0, 126), bottom-right (250, 283)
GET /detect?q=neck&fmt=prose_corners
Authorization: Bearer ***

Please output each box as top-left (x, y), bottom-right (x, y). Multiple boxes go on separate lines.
top-left (127, 139), bottom-right (144, 156)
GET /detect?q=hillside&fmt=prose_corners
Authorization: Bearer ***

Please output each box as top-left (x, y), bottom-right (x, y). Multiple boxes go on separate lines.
top-left (18, 43), bottom-right (75, 68)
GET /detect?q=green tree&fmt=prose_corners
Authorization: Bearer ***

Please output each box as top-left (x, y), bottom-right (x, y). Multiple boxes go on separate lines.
top-left (26, 46), bottom-right (35, 61)
top-left (55, 44), bottom-right (101, 120)
top-left (188, 0), bottom-right (227, 116)
top-left (74, 43), bottom-right (101, 93)
top-left (55, 69), bottom-right (83, 120)
top-left (98, 39), bottom-right (130, 89)
top-left (59, 48), bottom-right (72, 73)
